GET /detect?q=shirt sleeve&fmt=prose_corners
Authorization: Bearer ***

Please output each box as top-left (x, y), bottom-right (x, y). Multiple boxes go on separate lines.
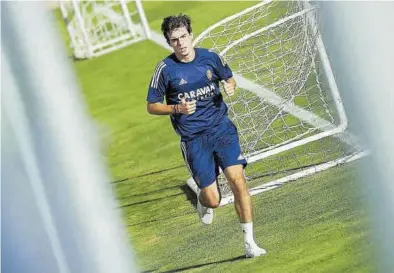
top-left (147, 62), bottom-right (167, 103)
top-left (211, 51), bottom-right (233, 81)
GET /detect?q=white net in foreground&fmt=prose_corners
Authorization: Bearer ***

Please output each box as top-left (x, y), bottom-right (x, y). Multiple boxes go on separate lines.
top-left (187, 0), bottom-right (367, 205)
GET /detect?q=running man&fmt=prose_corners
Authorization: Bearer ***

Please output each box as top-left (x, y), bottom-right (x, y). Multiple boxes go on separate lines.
top-left (146, 14), bottom-right (266, 258)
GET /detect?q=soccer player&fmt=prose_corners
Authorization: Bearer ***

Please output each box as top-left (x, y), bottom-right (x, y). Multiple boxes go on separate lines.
top-left (146, 14), bottom-right (266, 258)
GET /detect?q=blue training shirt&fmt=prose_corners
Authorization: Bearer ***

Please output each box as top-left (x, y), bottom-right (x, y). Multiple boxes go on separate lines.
top-left (147, 48), bottom-right (233, 141)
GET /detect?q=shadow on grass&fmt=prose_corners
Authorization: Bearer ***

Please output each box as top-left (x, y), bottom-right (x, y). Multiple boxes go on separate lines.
top-left (157, 255), bottom-right (246, 272)
top-left (179, 184), bottom-right (197, 208)
top-left (118, 184), bottom-right (197, 210)
top-left (125, 185), bottom-right (197, 227)
top-left (117, 181), bottom-right (195, 208)
top-left (127, 210), bottom-right (196, 227)
top-left (111, 165), bottom-right (185, 184)
top-left (113, 165), bottom-right (191, 213)
top-left (117, 184), bottom-right (182, 201)
top-left (118, 192), bottom-right (185, 208)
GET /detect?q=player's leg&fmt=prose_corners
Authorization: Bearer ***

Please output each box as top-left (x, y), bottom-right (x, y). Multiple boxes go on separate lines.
top-left (180, 137), bottom-right (220, 224)
top-left (223, 165), bottom-right (252, 223)
top-left (223, 165), bottom-right (266, 257)
top-left (195, 179), bottom-right (220, 225)
top-left (198, 179), bottom-right (221, 208)
top-left (214, 117), bottom-right (267, 257)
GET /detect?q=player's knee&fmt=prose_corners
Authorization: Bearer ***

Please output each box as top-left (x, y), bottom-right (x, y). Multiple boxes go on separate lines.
top-left (205, 198), bottom-right (220, 208)
top-left (200, 180), bottom-right (221, 207)
top-left (200, 191), bottom-right (220, 208)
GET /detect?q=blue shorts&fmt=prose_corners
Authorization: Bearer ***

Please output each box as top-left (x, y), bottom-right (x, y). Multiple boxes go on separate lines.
top-left (180, 117), bottom-right (247, 189)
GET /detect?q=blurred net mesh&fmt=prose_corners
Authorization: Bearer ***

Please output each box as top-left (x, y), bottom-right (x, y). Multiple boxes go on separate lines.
top-left (194, 1), bottom-right (364, 196)
top-left (60, 0), bottom-right (144, 58)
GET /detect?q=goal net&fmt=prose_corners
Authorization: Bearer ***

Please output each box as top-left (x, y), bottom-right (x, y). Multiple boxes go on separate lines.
top-left (59, 0), bottom-right (151, 59)
top-left (188, 0), bottom-right (367, 205)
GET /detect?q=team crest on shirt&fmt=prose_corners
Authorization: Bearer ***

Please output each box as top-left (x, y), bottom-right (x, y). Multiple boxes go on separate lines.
top-left (206, 69), bottom-right (213, 81)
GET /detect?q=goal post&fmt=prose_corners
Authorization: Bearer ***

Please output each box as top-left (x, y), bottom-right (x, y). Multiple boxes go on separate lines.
top-left (59, 0), bottom-right (151, 59)
top-left (188, 0), bottom-right (367, 205)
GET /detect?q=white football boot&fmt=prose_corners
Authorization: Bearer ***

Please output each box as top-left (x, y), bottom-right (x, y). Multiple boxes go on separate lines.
top-left (244, 242), bottom-right (267, 258)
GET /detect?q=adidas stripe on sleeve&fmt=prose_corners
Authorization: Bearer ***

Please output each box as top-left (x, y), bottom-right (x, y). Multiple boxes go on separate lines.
top-left (147, 61), bottom-right (167, 103)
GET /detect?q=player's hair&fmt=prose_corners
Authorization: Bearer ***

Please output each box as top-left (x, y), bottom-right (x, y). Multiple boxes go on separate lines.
top-left (161, 14), bottom-right (192, 44)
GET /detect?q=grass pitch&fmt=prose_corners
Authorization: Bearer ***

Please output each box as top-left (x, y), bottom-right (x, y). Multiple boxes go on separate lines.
top-left (53, 1), bottom-right (375, 272)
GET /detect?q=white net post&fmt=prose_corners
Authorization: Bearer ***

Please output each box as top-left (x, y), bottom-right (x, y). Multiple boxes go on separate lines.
top-left (71, 0), bottom-right (94, 58)
top-left (1, 1), bottom-right (139, 272)
top-left (187, 0), bottom-right (367, 205)
top-left (59, 0), bottom-right (151, 59)
top-left (135, 0), bottom-right (152, 40)
top-left (316, 1), bottom-right (394, 271)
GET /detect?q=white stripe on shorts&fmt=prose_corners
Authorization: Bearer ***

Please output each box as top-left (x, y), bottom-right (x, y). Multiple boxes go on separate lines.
top-left (180, 141), bottom-right (194, 177)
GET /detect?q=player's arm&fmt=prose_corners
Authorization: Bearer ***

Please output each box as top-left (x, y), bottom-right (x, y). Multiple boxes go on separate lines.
top-left (146, 62), bottom-right (196, 115)
top-left (221, 77), bottom-right (236, 97)
top-left (212, 51), bottom-right (236, 96)
top-left (147, 100), bottom-right (196, 115)
top-left (146, 63), bottom-right (173, 115)
top-left (147, 102), bottom-right (176, 115)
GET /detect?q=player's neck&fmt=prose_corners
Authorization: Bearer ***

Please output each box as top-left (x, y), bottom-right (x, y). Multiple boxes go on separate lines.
top-left (176, 48), bottom-right (196, 63)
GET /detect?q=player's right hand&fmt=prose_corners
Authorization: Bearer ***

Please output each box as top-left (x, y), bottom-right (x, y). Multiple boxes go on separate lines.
top-left (179, 98), bottom-right (196, 115)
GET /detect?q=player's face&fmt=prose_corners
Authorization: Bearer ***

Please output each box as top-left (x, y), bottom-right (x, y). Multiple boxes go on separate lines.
top-left (169, 27), bottom-right (193, 57)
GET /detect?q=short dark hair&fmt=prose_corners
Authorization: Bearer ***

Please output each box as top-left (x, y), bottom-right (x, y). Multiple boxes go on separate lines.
top-left (161, 14), bottom-right (192, 44)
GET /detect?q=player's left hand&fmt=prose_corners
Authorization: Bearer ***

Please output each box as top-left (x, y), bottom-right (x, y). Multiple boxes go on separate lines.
top-left (221, 80), bottom-right (235, 97)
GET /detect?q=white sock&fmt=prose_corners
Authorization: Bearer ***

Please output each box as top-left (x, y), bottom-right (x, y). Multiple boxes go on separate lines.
top-left (241, 222), bottom-right (256, 245)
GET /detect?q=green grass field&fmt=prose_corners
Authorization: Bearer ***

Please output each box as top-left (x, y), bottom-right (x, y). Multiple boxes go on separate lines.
top-left (54, 1), bottom-right (375, 272)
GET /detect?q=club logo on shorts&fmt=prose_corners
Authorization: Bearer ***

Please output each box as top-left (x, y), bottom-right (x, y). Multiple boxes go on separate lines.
top-left (206, 69), bottom-right (213, 81)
